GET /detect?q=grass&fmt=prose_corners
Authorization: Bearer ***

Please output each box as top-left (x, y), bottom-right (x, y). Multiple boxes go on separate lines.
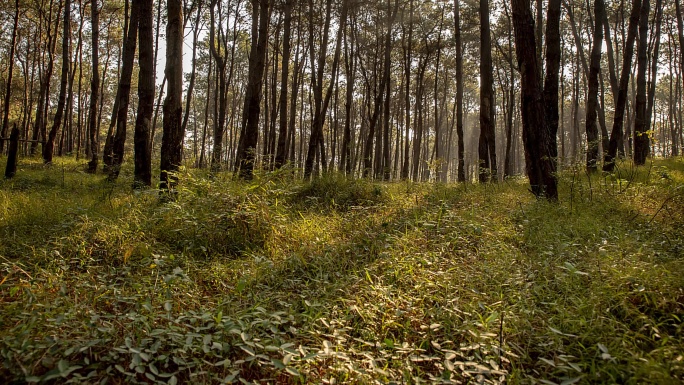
top-left (0, 157), bottom-right (683, 384)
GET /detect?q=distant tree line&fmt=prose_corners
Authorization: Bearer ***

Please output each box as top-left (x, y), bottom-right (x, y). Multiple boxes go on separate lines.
top-left (0, 0), bottom-right (681, 198)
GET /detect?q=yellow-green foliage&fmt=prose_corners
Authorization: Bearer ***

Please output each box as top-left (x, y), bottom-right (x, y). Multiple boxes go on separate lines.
top-left (0, 157), bottom-right (683, 384)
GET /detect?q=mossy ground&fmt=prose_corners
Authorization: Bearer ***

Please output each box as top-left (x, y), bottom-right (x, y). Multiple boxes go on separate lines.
top-left (1, 157), bottom-right (683, 384)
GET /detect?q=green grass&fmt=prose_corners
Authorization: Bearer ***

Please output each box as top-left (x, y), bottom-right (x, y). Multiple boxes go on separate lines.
top-left (1, 157), bottom-right (683, 384)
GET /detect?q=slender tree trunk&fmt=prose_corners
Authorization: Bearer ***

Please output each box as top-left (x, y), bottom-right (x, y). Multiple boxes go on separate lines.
top-left (543, 0), bottom-right (561, 166)
top-left (275, 0), bottom-right (293, 169)
top-left (633, 0), bottom-right (650, 165)
top-left (645, 0), bottom-right (662, 136)
top-left (401, 0), bottom-right (414, 180)
top-left (181, 3), bottom-right (203, 144)
top-left (604, 10), bottom-right (619, 98)
top-left (604, 0), bottom-right (642, 171)
top-left (44, 0), bottom-right (70, 163)
top-left (159, 0), bottom-right (184, 191)
top-left (108, 0), bottom-right (141, 180)
top-left (1, 0), bottom-right (20, 153)
top-left (478, 0), bottom-right (497, 182)
top-left (341, 8), bottom-right (357, 174)
top-left (86, 0), bottom-right (100, 173)
top-left (235, 0), bottom-right (270, 179)
top-left (5, 125), bottom-right (19, 178)
top-left (133, 0), bottom-right (154, 187)
top-left (209, 0), bottom-right (228, 171)
top-left (455, 0), bottom-right (465, 182)
top-left (585, 0), bottom-right (604, 172)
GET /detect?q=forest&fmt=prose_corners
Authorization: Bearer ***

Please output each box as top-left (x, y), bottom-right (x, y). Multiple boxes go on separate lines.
top-left (0, 0), bottom-right (683, 383)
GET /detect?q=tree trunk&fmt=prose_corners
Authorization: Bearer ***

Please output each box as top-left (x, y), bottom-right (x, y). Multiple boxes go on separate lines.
top-left (86, 0), bottom-right (100, 173)
top-left (478, 0), bottom-right (497, 182)
top-left (341, 6), bottom-right (357, 175)
top-left (44, 0), bottom-right (70, 163)
top-left (543, 0), bottom-right (561, 167)
top-left (134, 0), bottom-right (154, 187)
top-left (209, 0), bottom-right (228, 171)
top-left (633, 0), bottom-right (650, 165)
top-left (455, 0), bottom-right (465, 182)
top-left (511, 0), bottom-right (558, 200)
top-left (4, 125), bottom-right (19, 178)
top-left (585, 0), bottom-right (604, 172)
top-left (1, 0), bottom-right (20, 153)
top-left (235, 0), bottom-right (270, 179)
top-left (159, 0), bottom-right (184, 191)
top-left (181, 3), bottom-right (204, 147)
top-left (645, 0), bottom-right (663, 136)
top-left (604, 0), bottom-right (642, 171)
top-left (274, 0), bottom-right (293, 169)
top-left (108, 0), bottom-right (141, 180)
top-left (401, 0), bottom-right (414, 180)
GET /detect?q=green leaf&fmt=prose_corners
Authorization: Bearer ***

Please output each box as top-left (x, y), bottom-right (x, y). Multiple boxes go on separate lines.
top-left (57, 359), bottom-right (69, 373)
top-left (285, 367), bottom-right (300, 376)
top-left (272, 358), bottom-right (285, 369)
top-left (169, 375), bottom-right (178, 385)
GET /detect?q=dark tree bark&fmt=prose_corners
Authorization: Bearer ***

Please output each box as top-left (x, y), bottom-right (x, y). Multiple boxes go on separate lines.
top-left (274, 0), bottom-right (293, 169)
top-left (108, 0), bottom-right (141, 180)
top-left (1, 0), bottom-right (20, 153)
top-left (454, 0), bottom-right (465, 182)
top-left (401, 0), bottom-right (414, 180)
top-left (5, 125), bottom-right (19, 178)
top-left (511, 0), bottom-right (558, 200)
top-left (134, 0), bottom-right (154, 187)
top-left (604, 0), bottom-right (642, 171)
top-left (543, 0), bottom-right (561, 165)
top-left (603, 10), bottom-right (618, 98)
top-left (478, 0), bottom-right (496, 182)
top-left (633, 0), bottom-right (650, 165)
top-left (503, 1), bottom-right (516, 178)
top-left (32, 0), bottom-right (61, 157)
top-left (86, 0), bottom-right (100, 173)
top-left (43, 0), bottom-right (70, 163)
top-left (341, 6), bottom-right (357, 175)
top-left (675, 0), bottom-right (684, 155)
top-left (585, 0), bottom-right (605, 172)
top-left (235, 0), bottom-right (270, 179)
top-left (645, 0), bottom-right (663, 135)
top-left (209, 0), bottom-right (228, 171)
top-left (382, 0), bottom-right (398, 180)
top-left (304, 0), bottom-right (348, 179)
top-left (181, 2), bottom-right (204, 145)
top-left (160, 0), bottom-right (184, 191)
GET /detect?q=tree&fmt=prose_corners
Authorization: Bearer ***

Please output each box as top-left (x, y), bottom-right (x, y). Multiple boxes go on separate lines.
top-left (585, 0), bottom-right (605, 172)
top-left (43, 0), bottom-right (70, 163)
top-left (159, 0), bottom-right (184, 191)
top-left (511, 0), bottom-right (558, 200)
top-left (86, 0), bottom-right (100, 173)
top-left (108, 0), bottom-right (141, 180)
top-left (604, 0), bottom-right (642, 171)
top-left (633, 0), bottom-right (650, 165)
top-left (478, 0), bottom-right (496, 182)
top-left (274, 0), bottom-right (293, 169)
top-left (454, 0), bottom-right (465, 182)
top-left (235, 0), bottom-right (270, 179)
top-left (1, 0), bottom-right (20, 153)
top-left (134, 0), bottom-right (154, 187)
top-left (543, 0), bottom-right (561, 165)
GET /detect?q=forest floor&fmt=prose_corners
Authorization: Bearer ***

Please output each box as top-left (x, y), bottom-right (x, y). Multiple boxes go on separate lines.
top-left (0, 157), bottom-right (683, 384)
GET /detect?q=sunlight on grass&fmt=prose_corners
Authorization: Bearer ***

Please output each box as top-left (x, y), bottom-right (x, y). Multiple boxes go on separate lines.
top-left (1, 157), bottom-right (683, 384)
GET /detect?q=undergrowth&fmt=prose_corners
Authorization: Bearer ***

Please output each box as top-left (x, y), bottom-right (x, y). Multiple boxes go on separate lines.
top-left (0, 157), bottom-right (683, 384)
